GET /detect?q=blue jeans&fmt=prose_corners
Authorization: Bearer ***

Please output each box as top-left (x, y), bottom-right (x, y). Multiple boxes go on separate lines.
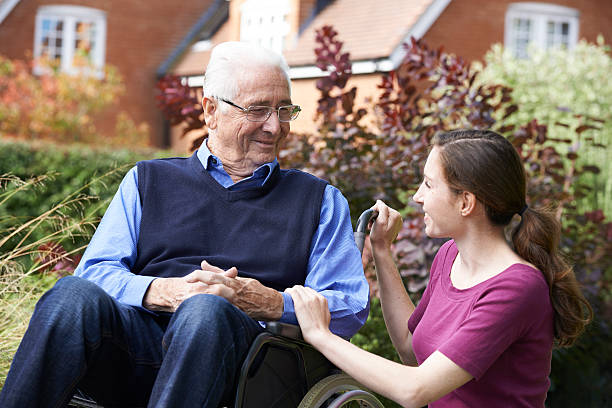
top-left (0, 276), bottom-right (265, 408)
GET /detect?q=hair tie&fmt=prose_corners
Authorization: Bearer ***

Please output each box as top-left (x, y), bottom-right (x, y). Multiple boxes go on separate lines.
top-left (519, 204), bottom-right (528, 216)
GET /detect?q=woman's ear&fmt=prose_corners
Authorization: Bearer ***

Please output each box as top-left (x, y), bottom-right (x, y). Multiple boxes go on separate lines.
top-left (460, 191), bottom-right (478, 217)
top-left (202, 97), bottom-right (217, 130)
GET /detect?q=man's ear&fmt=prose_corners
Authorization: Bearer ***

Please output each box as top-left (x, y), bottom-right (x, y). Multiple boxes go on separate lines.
top-left (460, 191), bottom-right (478, 217)
top-left (202, 97), bottom-right (217, 130)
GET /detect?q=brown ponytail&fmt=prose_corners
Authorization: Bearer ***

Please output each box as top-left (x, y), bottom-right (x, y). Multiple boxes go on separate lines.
top-left (512, 206), bottom-right (592, 347)
top-left (433, 129), bottom-right (593, 347)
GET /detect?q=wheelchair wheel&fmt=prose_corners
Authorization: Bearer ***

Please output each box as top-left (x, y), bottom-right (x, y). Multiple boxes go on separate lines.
top-left (297, 373), bottom-right (384, 408)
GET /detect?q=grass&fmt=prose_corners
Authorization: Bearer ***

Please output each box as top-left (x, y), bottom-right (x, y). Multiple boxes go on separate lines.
top-left (0, 171), bottom-right (120, 388)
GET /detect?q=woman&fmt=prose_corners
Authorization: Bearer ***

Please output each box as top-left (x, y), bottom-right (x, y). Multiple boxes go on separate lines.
top-left (286, 129), bottom-right (592, 407)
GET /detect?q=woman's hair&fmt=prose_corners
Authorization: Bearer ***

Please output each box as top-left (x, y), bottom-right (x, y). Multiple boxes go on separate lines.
top-left (432, 129), bottom-right (592, 347)
top-left (203, 41), bottom-right (291, 104)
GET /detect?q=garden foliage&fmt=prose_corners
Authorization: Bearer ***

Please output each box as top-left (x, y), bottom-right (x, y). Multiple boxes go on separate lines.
top-left (157, 26), bottom-right (611, 406)
top-left (0, 168), bottom-right (118, 387)
top-left (0, 55), bottom-right (148, 146)
top-left (476, 38), bottom-right (612, 217)
top-left (0, 141), bottom-right (161, 264)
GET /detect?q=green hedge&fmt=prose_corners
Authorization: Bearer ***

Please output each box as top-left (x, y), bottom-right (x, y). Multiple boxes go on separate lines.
top-left (0, 139), bottom-right (169, 249)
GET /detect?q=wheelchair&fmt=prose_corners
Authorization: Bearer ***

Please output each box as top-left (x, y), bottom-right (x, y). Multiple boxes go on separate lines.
top-left (69, 209), bottom-right (384, 408)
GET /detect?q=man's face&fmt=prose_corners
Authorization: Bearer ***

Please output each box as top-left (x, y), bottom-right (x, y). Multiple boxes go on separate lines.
top-left (209, 65), bottom-right (292, 171)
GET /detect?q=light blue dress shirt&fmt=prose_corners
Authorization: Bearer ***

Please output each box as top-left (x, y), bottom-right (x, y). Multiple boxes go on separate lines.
top-left (74, 142), bottom-right (370, 338)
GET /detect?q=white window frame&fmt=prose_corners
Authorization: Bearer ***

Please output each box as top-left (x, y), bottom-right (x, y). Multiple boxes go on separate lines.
top-left (33, 5), bottom-right (107, 76)
top-left (505, 2), bottom-right (579, 58)
top-left (240, 0), bottom-right (290, 54)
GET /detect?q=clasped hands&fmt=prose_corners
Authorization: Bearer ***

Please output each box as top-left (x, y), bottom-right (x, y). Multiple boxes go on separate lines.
top-left (143, 260), bottom-right (283, 321)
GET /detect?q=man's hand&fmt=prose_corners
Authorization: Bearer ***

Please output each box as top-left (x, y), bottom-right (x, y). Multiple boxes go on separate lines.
top-left (184, 260), bottom-right (284, 321)
top-left (143, 276), bottom-right (212, 312)
top-left (142, 263), bottom-right (240, 313)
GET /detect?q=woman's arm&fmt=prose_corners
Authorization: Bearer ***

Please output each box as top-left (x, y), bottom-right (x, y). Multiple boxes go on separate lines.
top-left (286, 286), bottom-right (473, 408)
top-left (369, 200), bottom-right (417, 364)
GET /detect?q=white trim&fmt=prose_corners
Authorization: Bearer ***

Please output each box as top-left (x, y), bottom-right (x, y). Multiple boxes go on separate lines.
top-left (187, 75), bottom-right (204, 87)
top-left (185, 57), bottom-right (395, 86)
top-left (191, 40), bottom-right (212, 52)
top-left (289, 59), bottom-right (395, 79)
top-left (389, 0), bottom-right (452, 69)
top-left (184, 58), bottom-right (395, 85)
top-left (0, 0), bottom-right (20, 25)
top-left (289, 65), bottom-right (326, 79)
top-left (507, 2), bottom-right (579, 17)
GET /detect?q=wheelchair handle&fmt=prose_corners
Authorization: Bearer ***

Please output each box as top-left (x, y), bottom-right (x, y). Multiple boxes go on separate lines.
top-left (354, 208), bottom-right (378, 254)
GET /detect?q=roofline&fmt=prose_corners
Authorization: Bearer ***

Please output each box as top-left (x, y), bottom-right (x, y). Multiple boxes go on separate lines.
top-left (182, 57), bottom-right (395, 87)
top-left (156, 0), bottom-right (228, 77)
top-left (0, 0), bottom-right (20, 25)
top-left (298, 0), bottom-right (335, 35)
top-left (177, 0), bottom-right (452, 84)
top-left (388, 0), bottom-right (452, 68)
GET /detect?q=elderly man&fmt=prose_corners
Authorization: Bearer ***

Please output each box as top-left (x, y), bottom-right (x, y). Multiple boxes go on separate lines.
top-left (0, 42), bottom-right (369, 407)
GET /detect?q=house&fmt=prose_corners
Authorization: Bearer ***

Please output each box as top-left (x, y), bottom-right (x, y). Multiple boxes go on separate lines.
top-left (0, 0), bottom-right (223, 147)
top-left (1, 1), bottom-right (610, 150)
top-left (168, 0), bottom-right (612, 152)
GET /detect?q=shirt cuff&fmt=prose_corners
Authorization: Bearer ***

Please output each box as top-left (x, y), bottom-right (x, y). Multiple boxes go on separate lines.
top-left (122, 274), bottom-right (158, 309)
top-left (280, 291), bottom-right (298, 324)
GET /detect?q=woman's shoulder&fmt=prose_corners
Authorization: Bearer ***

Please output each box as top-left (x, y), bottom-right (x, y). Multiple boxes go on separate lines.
top-left (480, 263), bottom-right (551, 310)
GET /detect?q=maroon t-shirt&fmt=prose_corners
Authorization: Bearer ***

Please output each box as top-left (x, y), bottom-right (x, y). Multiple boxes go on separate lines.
top-left (408, 240), bottom-right (554, 407)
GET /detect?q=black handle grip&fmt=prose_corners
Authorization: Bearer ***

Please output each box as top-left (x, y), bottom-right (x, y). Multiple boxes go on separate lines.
top-left (354, 208), bottom-right (378, 254)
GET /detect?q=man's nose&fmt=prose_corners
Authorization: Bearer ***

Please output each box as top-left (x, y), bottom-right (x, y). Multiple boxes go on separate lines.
top-left (262, 111), bottom-right (282, 134)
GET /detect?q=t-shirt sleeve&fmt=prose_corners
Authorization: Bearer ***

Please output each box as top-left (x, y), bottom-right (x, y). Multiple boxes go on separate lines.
top-left (437, 267), bottom-right (550, 379)
top-left (408, 240), bottom-right (453, 333)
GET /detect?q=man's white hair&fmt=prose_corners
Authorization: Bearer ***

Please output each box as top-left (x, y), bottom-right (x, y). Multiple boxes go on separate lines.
top-left (203, 41), bottom-right (291, 105)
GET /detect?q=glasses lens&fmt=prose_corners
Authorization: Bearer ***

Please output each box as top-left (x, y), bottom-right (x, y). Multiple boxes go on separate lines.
top-left (278, 105), bottom-right (301, 122)
top-left (246, 107), bottom-right (273, 122)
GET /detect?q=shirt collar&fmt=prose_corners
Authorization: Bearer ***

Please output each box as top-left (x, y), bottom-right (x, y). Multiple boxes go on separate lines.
top-left (197, 139), bottom-right (279, 185)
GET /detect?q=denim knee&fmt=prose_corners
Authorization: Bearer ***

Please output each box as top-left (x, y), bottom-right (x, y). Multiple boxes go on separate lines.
top-left (164, 295), bottom-right (248, 349)
top-left (33, 276), bottom-right (113, 338)
top-left (40, 276), bottom-right (107, 312)
top-left (173, 294), bottom-right (237, 329)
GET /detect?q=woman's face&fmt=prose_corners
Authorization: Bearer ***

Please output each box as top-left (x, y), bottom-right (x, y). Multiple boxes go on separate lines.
top-left (413, 146), bottom-right (464, 238)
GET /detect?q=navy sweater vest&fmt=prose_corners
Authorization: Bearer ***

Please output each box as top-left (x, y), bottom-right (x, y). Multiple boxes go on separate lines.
top-left (132, 152), bottom-right (328, 291)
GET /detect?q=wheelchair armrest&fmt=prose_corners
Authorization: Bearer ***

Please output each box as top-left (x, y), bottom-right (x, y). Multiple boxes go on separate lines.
top-left (266, 321), bottom-right (303, 340)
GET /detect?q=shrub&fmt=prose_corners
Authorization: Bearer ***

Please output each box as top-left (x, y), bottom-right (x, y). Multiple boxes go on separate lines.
top-left (475, 38), bottom-right (612, 217)
top-left (0, 140), bottom-right (163, 252)
top-left (0, 55), bottom-right (149, 146)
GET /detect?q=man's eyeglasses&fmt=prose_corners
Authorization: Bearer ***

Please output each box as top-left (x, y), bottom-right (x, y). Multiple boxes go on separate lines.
top-left (220, 98), bottom-right (301, 122)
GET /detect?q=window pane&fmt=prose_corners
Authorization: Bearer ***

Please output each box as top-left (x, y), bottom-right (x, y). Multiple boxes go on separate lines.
top-left (512, 18), bottom-right (531, 58)
top-left (73, 20), bottom-right (96, 66)
top-left (546, 21), bottom-right (570, 49)
top-left (562, 22), bottom-right (569, 35)
top-left (40, 17), bottom-right (63, 66)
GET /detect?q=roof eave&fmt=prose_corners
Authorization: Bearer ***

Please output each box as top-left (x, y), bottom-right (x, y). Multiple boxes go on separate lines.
top-left (0, 0), bottom-right (21, 25)
top-left (156, 0), bottom-right (228, 77)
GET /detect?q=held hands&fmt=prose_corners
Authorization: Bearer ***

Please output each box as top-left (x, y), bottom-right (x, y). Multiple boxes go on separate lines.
top-left (285, 285), bottom-right (332, 346)
top-left (369, 200), bottom-right (403, 251)
top-left (144, 260), bottom-right (283, 320)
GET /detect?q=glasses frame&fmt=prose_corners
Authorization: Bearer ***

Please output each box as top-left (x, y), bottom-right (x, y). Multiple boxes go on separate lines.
top-left (219, 98), bottom-right (301, 122)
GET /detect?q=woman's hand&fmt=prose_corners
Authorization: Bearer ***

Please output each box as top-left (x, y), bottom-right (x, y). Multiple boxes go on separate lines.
top-left (285, 285), bottom-right (332, 346)
top-left (369, 200), bottom-right (403, 251)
